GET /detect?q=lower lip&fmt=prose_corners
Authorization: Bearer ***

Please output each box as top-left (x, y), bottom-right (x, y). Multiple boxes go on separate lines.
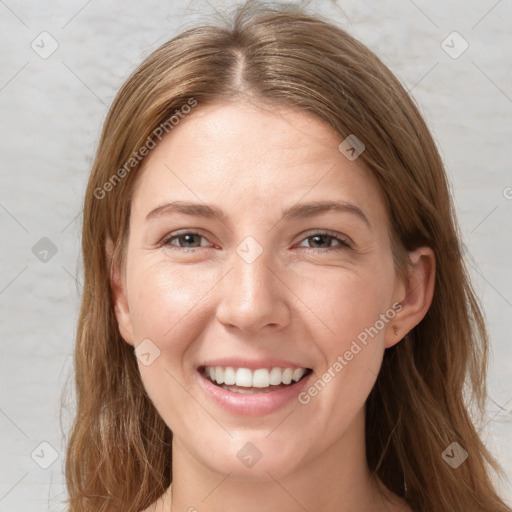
top-left (196, 370), bottom-right (313, 416)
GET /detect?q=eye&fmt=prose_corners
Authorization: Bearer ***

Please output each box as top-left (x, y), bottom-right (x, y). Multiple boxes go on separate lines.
top-left (298, 231), bottom-right (351, 251)
top-left (162, 231), bottom-right (211, 250)
top-left (160, 230), bottom-right (351, 252)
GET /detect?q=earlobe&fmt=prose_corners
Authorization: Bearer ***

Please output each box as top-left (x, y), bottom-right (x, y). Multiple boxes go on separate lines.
top-left (106, 236), bottom-right (135, 346)
top-left (385, 247), bottom-right (435, 348)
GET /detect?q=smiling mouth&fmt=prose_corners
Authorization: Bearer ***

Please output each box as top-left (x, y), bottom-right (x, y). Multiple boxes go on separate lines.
top-left (200, 365), bottom-right (313, 394)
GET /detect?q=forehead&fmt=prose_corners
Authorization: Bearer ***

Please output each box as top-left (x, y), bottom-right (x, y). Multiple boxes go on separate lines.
top-left (131, 100), bottom-right (388, 226)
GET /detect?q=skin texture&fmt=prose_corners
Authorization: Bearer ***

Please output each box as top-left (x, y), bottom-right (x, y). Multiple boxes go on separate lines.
top-left (109, 100), bottom-right (434, 512)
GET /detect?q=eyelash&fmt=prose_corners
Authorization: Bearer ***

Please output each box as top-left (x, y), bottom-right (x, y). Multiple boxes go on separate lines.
top-left (160, 230), bottom-right (351, 252)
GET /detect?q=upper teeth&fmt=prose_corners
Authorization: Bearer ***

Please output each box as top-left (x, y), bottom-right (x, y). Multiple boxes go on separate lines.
top-left (204, 366), bottom-right (307, 388)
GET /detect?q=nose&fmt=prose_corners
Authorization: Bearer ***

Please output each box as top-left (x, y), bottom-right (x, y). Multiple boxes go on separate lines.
top-left (215, 244), bottom-right (291, 334)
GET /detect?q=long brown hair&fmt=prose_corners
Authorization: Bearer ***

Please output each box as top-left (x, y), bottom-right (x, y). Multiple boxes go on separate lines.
top-left (65, 1), bottom-right (511, 510)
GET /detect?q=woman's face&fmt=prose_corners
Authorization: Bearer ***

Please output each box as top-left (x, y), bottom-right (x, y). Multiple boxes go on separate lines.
top-left (113, 100), bottom-right (410, 481)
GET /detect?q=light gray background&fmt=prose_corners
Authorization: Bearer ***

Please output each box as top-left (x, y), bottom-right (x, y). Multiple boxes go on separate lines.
top-left (0, 0), bottom-right (511, 510)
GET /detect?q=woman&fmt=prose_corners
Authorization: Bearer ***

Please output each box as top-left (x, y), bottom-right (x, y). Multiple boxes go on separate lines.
top-left (65, 1), bottom-right (511, 511)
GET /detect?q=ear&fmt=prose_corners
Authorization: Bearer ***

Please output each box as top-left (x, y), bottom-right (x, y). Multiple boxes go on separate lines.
top-left (384, 247), bottom-right (435, 348)
top-left (106, 236), bottom-right (135, 347)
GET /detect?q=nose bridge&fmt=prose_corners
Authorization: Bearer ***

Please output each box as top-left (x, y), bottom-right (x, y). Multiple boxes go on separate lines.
top-left (216, 235), bottom-right (288, 332)
top-left (234, 240), bottom-right (273, 303)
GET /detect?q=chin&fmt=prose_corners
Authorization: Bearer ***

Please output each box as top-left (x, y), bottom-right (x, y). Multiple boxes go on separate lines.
top-left (195, 436), bottom-right (309, 482)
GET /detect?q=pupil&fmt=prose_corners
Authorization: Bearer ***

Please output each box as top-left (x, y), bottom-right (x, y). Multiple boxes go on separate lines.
top-left (182, 234), bottom-right (198, 247)
top-left (312, 235), bottom-right (329, 248)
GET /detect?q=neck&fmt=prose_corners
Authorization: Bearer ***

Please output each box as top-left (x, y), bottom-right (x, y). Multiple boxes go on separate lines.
top-left (164, 409), bottom-right (393, 512)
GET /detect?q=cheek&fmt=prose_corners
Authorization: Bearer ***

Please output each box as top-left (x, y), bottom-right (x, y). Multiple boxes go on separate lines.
top-left (126, 260), bottom-right (213, 346)
top-left (125, 261), bottom-right (213, 431)
top-left (315, 292), bottom-right (389, 391)
top-left (299, 263), bottom-right (396, 405)
top-left (306, 266), bottom-right (396, 348)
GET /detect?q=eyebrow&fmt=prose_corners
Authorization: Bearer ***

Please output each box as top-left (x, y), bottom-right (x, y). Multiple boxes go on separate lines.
top-left (146, 199), bottom-right (371, 228)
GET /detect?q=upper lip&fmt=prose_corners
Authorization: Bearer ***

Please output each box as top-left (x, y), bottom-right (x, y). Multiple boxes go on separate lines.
top-left (197, 358), bottom-right (312, 371)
